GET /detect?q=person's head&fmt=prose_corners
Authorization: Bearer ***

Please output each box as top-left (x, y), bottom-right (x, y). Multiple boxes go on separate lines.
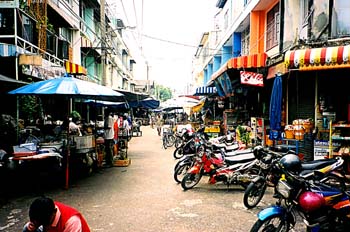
top-left (29, 197), bottom-right (57, 227)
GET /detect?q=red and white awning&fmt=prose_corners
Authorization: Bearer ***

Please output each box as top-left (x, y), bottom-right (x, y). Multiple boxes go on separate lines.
top-left (285, 45), bottom-right (350, 70)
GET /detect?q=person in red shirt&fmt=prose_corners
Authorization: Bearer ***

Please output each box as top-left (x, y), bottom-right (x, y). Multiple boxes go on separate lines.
top-left (23, 196), bottom-right (90, 232)
top-left (113, 114), bottom-right (119, 156)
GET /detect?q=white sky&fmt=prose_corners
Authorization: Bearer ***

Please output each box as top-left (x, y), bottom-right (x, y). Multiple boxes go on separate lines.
top-left (110, 0), bottom-right (216, 94)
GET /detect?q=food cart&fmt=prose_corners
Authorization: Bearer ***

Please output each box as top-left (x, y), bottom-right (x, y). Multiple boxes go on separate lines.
top-left (71, 135), bottom-right (97, 175)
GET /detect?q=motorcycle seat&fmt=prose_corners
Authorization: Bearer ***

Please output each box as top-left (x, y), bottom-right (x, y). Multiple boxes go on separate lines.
top-left (301, 158), bottom-right (337, 170)
top-left (224, 152), bottom-right (255, 165)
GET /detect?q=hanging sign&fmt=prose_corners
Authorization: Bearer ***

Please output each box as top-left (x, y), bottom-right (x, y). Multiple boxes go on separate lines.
top-left (240, 71), bottom-right (264, 87)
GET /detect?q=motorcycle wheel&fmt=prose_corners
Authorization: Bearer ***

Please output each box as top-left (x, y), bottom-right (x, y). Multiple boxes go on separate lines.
top-left (181, 172), bottom-right (202, 190)
top-left (243, 179), bottom-right (267, 209)
top-left (167, 134), bottom-right (176, 147)
top-left (250, 215), bottom-right (290, 232)
top-left (175, 137), bottom-right (182, 148)
top-left (173, 147), bottom-right (184, 159)
top-left (162, 136), bottom-right (168, 149)
top-left (174, 162), bottom-right (192, 183)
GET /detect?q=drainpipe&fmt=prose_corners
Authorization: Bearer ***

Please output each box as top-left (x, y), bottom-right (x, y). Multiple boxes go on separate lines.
top-left (100, 0), bottom-right (106, 86)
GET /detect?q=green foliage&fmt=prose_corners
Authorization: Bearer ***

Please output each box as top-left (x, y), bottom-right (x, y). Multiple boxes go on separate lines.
top-left (237, 125), bottom-right (250, 146)
top-left (70, 110), bottom-right (81, 121)
top-left (155, 85), bottom-right (172, 102)
top-left (19, 96), bottom-right (43, 122)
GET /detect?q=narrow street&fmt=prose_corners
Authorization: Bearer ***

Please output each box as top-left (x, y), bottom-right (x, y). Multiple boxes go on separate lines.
top-left (0, 126), bottom-right (277, 232)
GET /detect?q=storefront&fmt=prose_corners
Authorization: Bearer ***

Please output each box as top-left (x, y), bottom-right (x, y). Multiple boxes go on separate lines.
top-left (284, 44), bottom-right (350, 163)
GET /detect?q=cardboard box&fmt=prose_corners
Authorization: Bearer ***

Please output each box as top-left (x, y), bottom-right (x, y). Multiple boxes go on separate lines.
top-left (113, 158), bottom-right (131, 167)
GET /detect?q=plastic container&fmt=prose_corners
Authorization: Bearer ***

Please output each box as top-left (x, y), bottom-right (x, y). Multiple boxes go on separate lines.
top-left (13, 143), bottom-right (37, 157)
top-left (285, 130), bottom-right (294, 139)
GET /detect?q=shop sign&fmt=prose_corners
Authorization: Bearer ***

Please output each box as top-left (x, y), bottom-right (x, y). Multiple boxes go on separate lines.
top-left (19, 54), bottom-right (42, 66)
top-left (22, 59), bottom-right (65, 80)
top-left (313, 140), bottom-right (341, 160)
top-left (266, 54), bottom-right (284, 67)
top-left (267, 62), bottom-right (288, 79)
top-left (240, 71), bottom-right (264, 87)
top-left (0, 0), bottom-right (19, 8)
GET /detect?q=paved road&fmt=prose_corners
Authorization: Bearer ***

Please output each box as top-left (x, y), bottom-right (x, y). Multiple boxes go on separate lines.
top-left (1, 126), bottom-right (280, 232)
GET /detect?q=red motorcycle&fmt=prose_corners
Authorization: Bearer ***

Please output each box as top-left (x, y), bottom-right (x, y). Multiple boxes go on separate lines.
top-left (181, 147), bottom-right (258, 190)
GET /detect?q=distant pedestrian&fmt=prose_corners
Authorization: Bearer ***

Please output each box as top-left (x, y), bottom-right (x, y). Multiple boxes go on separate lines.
top-left (155, 114), bottom-right (163, 136)
top-left (22, 196), bottom-right (90, 232)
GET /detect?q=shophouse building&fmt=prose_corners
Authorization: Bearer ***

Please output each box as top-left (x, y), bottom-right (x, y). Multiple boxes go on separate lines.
top-left (193, 0), bottom-right (350, 161)
top-left (0, 0), bottom-right (140, 119)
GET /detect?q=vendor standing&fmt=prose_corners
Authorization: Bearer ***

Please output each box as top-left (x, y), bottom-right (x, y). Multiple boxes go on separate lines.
top-left (104, 109), bottom-right (114, 167)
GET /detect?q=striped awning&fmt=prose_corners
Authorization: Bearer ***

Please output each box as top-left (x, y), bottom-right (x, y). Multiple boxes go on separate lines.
top-left (285, 45), bottom-right (350, 71)
top-left (194, 86), bottom-right (217, 96)
top-left (65, 61), bottom-right (87, 75)
top-left (228, 53), bottom-right (268, 69)
top-left (0, 43), bottom-right (25, 57)
top-left (210, 53), bottom-right (268, 81)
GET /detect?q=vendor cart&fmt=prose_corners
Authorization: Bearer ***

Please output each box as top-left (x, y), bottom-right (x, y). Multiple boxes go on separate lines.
top-left (117, 128), bottom-right (129, 160)
top-left (71, 135), bottom-right (97, 175)
top-left (9, 142), bottom-right (63, 177)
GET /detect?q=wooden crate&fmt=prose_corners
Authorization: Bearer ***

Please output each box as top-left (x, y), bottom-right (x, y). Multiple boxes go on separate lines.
top-left (113, 158), bottom-right (131, 167)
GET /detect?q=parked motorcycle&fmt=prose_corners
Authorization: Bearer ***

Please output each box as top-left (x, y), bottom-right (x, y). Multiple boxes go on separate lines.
top-left (243, 146), bottom-right (346, 209)
top-left (250, 153), bottom-right (350, 232)
top-left (181, 143), bottom-right (259, 190)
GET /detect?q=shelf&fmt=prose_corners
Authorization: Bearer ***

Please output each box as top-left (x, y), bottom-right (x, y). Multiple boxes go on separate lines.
top-left (332, 124), bottom-right (350, 128)
top-left (332, 136), bottom-right (350, 140)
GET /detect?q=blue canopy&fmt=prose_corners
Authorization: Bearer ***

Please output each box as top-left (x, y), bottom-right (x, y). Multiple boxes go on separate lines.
top-left (128, 97), bottom-right (160, 109)
top-left (8, 76), bottom-right (125, 102)
top-left (84, 100), bottom-right (129, 109)
top-left (269, 74), bottom-right (282, 139)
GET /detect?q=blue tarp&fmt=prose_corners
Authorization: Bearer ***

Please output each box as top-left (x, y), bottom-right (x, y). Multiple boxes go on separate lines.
top-left (128, 97), bottom-right (160, 109)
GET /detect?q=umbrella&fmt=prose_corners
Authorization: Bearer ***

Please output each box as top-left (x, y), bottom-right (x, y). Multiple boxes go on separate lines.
top-left (269, 74), bottom-right (282, 140)
top-left (8, 76), bottom-right (125, 189)
top-left (8, 76), bottom-right (125, 102)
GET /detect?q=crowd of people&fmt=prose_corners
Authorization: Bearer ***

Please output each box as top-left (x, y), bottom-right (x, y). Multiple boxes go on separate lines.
top-left (102, 108), bottom-right (132, 168)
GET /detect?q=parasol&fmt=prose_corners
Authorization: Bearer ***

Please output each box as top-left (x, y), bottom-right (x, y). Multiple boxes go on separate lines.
top-left (269, 74), bottom-right (283, 140)
top-left (8, 76), bottom-right (125, 189)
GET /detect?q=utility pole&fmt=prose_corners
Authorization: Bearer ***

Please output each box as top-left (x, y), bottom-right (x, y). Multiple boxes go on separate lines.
top-left (100, 0), bottom-right (106, 86)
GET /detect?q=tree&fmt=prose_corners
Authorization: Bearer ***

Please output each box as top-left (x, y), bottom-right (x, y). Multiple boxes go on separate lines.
top-left (154, 84), bottom-right (172, 102)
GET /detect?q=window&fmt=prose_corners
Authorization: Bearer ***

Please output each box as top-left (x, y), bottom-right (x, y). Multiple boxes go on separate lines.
top-left (224, 9), bottom-right (229, 30)
top-left (266, 3), bottom-right (280, 50)
top-left (241, 27), bottom-right (250, 56)
top-left (0, 8), bottom-right (14, 35)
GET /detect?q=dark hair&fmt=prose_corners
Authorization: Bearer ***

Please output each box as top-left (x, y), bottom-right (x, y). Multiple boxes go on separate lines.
top-left (29, 196), bottom-right (55, 226)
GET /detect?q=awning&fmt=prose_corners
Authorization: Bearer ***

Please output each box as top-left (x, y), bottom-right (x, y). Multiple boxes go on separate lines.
top-left (284, 45), bottom-right (350, 71)
top-left (0, 43), bottom-right (18, 57)
top-left (194, 86), bottom-right (217, 96)
top-left (0, 74), bottom-right (27, 84)
top-left (191, 100), bottom-right (205, 114)
top-left (210, 53), bottom-right (268, 81)
top-left (65, 61), bottom-right (87, 75)
top-left (228, 53), bottom-right (268, 69)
